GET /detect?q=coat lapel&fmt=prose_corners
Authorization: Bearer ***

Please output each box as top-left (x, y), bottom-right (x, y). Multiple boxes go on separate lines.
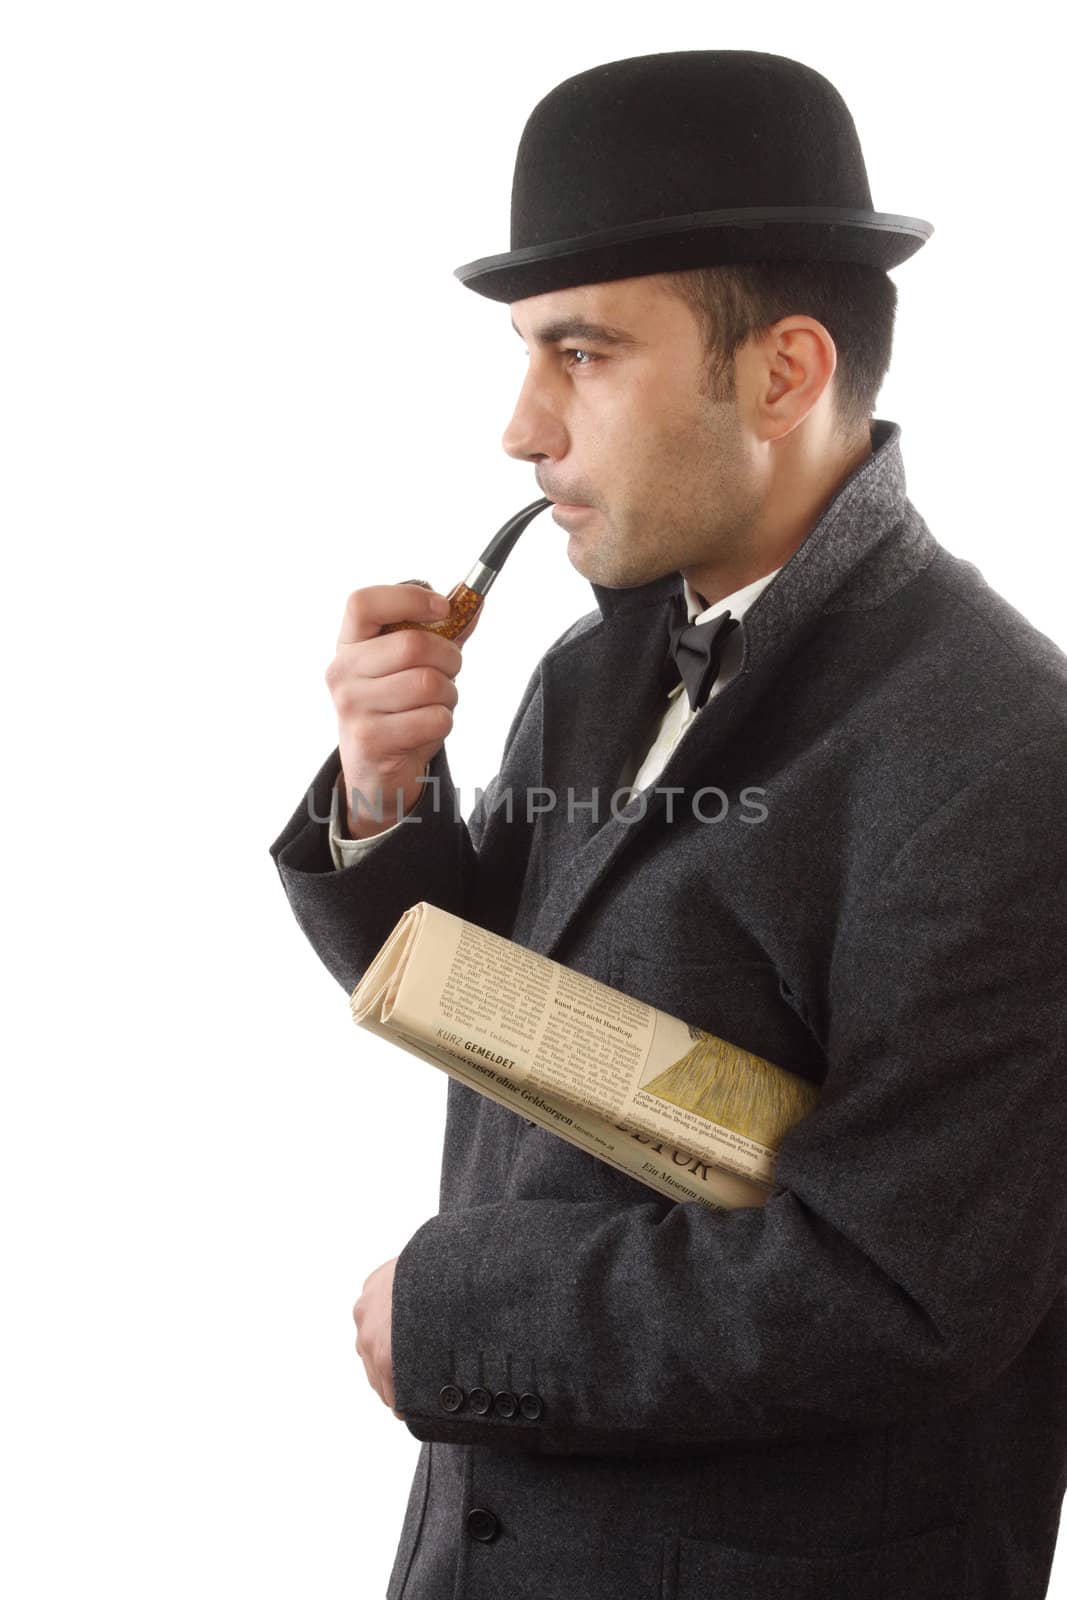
top-left (524, 418), bottom-right (934, 961)
top-left (531, 588), bottom-right (799, 960)
top-left (538, 574), bottom-right (678, 856)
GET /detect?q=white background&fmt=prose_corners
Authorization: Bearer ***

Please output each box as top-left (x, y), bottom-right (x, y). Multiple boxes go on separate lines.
top-left (3, 3), bottom-right (1064, 1596)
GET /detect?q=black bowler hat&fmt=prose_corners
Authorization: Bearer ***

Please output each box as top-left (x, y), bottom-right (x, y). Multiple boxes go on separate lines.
top-left (454, 50), bottom-right (933, 304)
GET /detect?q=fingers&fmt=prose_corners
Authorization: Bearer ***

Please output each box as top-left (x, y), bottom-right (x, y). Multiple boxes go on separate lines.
top-left (326, 632), bottom-right (463, 780)
top-left (353, 1299), bottom-right (382, 1403)
top-left (337, 584), bottom-right (452, 648)
top-left (339, 624), bottom-right (464, 681)
top-left (341, 663), bottom-right (460, 717)
top-left (326, 628), bottom-right (464, 727)
top-left (327, 590), bottom-right (470, 816)
top-left (353, 1294), bottom-right (399, 1415)
top-left (355, 1336), bottom-right (401, 1414)
top-left (339, 703), bottom-right (454, 773)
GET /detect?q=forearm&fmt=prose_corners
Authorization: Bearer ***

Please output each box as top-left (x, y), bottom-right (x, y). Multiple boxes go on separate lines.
top-left (390, 735), bottom-right (1067, 1455)
top-left (390, 1189), bottom-right (957, 1456)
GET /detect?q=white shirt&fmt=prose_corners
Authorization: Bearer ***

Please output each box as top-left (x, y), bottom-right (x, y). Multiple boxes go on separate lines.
top-left (328, 566), bottom-right (782, 868)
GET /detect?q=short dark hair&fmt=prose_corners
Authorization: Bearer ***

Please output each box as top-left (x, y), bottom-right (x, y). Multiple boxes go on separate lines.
top-left (658, 260), bottom-right (898, 443)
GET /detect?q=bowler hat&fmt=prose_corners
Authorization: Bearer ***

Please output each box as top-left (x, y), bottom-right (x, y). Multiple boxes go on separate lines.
top-left (454, 50), bottom-right (933, 303)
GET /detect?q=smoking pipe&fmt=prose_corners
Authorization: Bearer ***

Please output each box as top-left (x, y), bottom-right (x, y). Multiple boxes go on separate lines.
top-left (380, 496), bottom-right (552, 640)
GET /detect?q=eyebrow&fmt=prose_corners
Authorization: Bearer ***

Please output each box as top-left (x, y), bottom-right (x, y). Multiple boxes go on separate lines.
top-left (510, 316), bottom-right (640, 348)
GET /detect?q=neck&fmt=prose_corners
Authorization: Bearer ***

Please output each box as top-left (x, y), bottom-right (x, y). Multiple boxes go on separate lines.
top-left (682, 428), bottom-right (873, 608)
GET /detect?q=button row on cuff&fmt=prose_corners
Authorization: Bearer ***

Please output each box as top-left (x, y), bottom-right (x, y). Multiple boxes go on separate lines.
top-left (438, 1384), bottom-right (544, 1420)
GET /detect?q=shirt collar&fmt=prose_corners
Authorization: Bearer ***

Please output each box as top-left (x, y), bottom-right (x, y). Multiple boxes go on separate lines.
top-left (682, 566), bottom-right (783, 626)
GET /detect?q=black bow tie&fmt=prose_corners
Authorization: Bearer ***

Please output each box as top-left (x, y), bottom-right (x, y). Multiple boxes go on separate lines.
top-left (663, 591), bottom-right (742, 711)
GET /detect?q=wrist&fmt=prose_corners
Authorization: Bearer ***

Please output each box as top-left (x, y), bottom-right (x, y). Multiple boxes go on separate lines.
top-left (339, 766), bottom-right (430, 839)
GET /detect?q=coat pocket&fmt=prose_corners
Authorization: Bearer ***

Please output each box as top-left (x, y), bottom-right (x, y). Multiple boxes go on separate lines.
top-left (673, 1518), bottom-right (967, 1600)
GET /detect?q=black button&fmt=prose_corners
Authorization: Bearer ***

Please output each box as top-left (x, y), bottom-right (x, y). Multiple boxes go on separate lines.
top-left (466, 1507), bottom-right (499, 1543)
top-left (518, 1391), bottom-right (543, 1420)
top-left (469, 1386), bottom-right (492, 1415)
top-left (438, 1383), bottom-right (464, 1413)
top-left (493, 1390), bottom-right (517, 1419)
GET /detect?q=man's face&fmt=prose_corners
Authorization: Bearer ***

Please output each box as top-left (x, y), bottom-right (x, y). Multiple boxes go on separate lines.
top-left (503, 275), bottom-right (763, 590)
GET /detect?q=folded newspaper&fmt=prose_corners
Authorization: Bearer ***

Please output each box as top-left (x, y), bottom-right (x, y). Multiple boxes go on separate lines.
top-left (350, 901), bottom-right (819, 1212)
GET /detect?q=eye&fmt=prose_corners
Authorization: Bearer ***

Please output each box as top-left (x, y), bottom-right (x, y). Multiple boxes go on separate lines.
top-left (562, 348), bottom-right (599, 368)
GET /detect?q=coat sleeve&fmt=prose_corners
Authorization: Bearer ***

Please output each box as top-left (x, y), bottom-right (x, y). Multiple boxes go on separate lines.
top-left (268, 738), bottom-right (475, 995)
top-left (389, 731), bottom-right (1067, 1454)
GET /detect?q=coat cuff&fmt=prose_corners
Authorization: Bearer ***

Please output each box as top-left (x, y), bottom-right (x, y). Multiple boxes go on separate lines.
top-left (268, 743), bottom-right (474, 993)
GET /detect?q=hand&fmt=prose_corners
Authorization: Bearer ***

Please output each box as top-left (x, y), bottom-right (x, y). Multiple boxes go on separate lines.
top-left (353, 1256), bottom-right (404, 1419)
top-left (326, 583), bottom-right (478, 840)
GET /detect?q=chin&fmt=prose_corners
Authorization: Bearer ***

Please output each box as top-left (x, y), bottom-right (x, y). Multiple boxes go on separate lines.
top-left (564, 522), bottom-right (667, 589)
top-left (568, 556), bottom-right (660, 591)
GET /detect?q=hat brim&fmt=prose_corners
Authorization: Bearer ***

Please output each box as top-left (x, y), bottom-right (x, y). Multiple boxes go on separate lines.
top-left (454, 206), bottom-right (934, 303)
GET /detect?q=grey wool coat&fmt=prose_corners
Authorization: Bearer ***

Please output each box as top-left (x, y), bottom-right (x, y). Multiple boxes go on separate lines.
top-left (269, 419), bottom-right (1067, 1600)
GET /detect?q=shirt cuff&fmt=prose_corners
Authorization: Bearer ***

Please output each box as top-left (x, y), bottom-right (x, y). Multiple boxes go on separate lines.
top-left (328, 767), bottom-right (428, 870)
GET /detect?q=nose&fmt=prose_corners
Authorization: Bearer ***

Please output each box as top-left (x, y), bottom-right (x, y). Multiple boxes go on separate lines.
top-left (501, 365), bottom-right (569, 463)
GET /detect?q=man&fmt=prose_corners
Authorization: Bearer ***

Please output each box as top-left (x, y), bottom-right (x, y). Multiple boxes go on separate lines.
top-left (270, 50), bottom-right (1067, 1600)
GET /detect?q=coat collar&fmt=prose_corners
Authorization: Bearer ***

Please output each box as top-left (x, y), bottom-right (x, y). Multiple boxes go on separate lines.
top-left (526, 417), bottom-right (937, 960)
top-left (583, 417), bottom-right (908, 636)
